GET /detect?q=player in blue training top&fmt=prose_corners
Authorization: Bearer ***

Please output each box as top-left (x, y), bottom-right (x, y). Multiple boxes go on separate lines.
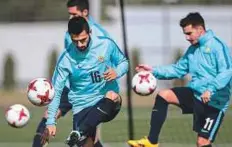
top-left (45, 17), bottom-right (128, 147)
top-left (32, 0), bottom-right (112, 147)
top-left (128, 12), bottom-right (232, 147)
top-left (65, 0), bottom-right (110, 49)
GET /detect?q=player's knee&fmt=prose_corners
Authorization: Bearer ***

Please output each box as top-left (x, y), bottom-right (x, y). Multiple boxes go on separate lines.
top-left (158, 90), bottom-right (170, 101)
top-left (96, 93), bottom-right (122, 122)
top-left (197, 137), bottom-right (211, 147)
top-left (105, 91), bottom-right (121, 103)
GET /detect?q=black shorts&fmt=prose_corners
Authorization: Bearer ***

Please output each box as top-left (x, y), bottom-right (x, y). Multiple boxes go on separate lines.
top-left (73, 97), bottom-right (121, 137)
top-left (193, 99), bottom-right (224, 142)
top-left (171, 87), bottom-right (194, 114)
top-left (59, 86), bottom-right (72, 116)
top-left (73, 107), bottom-right (97, 138)
top-left (171, 87), bottom-right (224, 142)
top-left (100, 96), bottom-right (122, 123)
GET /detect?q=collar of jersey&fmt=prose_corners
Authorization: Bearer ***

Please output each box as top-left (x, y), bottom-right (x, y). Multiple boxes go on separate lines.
top-left (198, 29), bottom-right (214, 45)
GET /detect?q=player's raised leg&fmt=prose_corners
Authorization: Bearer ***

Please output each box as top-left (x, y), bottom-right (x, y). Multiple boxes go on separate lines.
top-left (128, 87), bottom-right (194, 147)
top-left (128, 89), bottom-right (177, 147)
top-left (66, 91), bottom-right (121, 146)
top-left (80, 91), bottom-right (121, 135)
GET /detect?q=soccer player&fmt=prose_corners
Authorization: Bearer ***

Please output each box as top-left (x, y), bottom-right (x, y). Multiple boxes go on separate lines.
top-left (128, 12), bottom-right (232, 147)
top-left (45, 16), bottom-right (128, 147)
top-left (65, 0), bottom-right (110, 48)
top-left (32, 0), bottom-right (112, 146)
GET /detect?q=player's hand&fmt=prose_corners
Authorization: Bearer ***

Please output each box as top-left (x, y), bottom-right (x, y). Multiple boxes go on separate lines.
top-left (201, 90), bottom-right (211, 103)
top-left (103, 66), bottom-right (117, 81)
top-left (135, 64), bottom-right (153, 72)
top-left (46, 125), bottom-right (56, 137)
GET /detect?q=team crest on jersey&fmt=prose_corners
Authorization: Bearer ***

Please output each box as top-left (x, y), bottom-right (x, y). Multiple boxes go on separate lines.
top-left (98, 56), bottom-right (104, 62)
top-left (205, 47), bottom-right (211, 53)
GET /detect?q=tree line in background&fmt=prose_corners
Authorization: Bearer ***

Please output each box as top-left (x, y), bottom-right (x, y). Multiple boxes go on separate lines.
top-left (0, 0), bottom-right (231, 22)
top-left (1, 46), bottom-right (186, 91)
top-left (2, 49), bottom-right (58, 91)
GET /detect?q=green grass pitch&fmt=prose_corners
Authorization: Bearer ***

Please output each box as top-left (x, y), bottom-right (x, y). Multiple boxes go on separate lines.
top-left (0, 90), bottom-right (232, 146)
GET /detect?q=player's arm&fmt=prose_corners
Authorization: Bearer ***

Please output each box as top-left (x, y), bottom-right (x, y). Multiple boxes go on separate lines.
top-left (42, 55), bottom-right (69, 144)
top-left (153, 49), bottom-right (190, 80)
top-left (46, 52), bottom-right (70, 128)
top-left (110, 40), bottom-right (129, 78)
top-left (207, 43), bottom-right (232, 94)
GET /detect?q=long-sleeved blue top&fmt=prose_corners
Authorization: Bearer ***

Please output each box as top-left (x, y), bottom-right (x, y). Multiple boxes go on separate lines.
top-left (46, 35), bottom-right (128, 125)
top-left (153, 30), bottom-right (232, 111)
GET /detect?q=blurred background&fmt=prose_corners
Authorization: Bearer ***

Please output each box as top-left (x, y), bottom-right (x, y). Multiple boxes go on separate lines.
top-left (0, 0), bottom-right (232, 147)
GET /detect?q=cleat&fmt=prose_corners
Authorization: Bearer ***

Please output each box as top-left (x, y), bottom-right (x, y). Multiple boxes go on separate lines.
top-left (127, 137), bottom-right (158, 147)
top-left (65, 130), bottom-right (87, 147)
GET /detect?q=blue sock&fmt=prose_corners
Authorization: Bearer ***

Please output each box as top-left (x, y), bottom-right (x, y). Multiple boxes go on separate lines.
top-left (148, 95), bottom-right (168, 144)
top-left (32, 117), bottom-right (47, 147)
top-left (79, 98), bottom-right (116, 134)
top-left (94, 140), bottom-right (103, 147)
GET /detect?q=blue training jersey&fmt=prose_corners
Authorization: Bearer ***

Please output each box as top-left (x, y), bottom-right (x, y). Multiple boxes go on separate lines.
top-left (46, 35), bottom-right (128, 125)
top-left (152, 30), bottom-right (232, 112)
top-left (63, 16), bottom-right (111, 89)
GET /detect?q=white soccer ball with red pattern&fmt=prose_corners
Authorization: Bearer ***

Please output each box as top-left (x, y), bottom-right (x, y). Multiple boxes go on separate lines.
top-left (132, 71), bottom-right (157, 96)
top-left (27, 78), bottom-right (55, 106)
top-left (5, 104), bottom-right (30, 128)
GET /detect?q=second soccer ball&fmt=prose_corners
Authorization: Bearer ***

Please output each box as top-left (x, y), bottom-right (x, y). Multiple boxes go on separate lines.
top-left (5, 104), bottom-right (30, 128)
top-left (132, 71), bottom-right (157, 96)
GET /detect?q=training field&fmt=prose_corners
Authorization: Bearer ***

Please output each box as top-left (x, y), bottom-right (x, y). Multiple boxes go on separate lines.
top-left (0, 90), bottom-right (232, 147)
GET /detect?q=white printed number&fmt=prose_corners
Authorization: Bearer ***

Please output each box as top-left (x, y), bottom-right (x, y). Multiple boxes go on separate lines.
top-left (203, 118), bottom-right (214, 131)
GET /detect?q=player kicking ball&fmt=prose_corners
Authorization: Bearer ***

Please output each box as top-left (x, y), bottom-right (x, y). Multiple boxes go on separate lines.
top-left (128, 12), bottom-right (232, 147)
top-left (45, 16), bottom-right (128, 147)
top-left (33, 0), bottom-right (113, 146)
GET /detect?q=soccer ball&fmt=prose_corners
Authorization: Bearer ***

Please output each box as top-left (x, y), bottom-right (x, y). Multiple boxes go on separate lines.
top-left (5, 104), bottom-right (30, 128)
top-left (132, 71), bottom-right (157, 96)
top-left (27, 78), bottom-right (55, 106)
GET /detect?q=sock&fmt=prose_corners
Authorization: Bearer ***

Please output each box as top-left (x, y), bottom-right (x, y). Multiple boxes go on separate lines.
top-left (32, 117), bottom-right (47, 147)
top-left (94, 140), bottom-right (103, 147)
top-left (202, 144), bottom-right (212, 147)
top-left (148, 95), bottom-right (168, 144)
top-left (79, 98), bottom-right (116, 134)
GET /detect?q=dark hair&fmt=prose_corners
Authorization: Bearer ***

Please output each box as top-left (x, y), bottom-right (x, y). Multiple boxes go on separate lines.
top-left (68, 17), bottom-right (90, 35)
top-left (66, 0), bottom-right (89, 11)
top-left (180, 12), bottom-right (205, 30)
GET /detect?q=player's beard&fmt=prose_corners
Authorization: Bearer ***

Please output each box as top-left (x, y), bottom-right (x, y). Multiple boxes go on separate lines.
top-left (77, 37), bottom-right (91, 52)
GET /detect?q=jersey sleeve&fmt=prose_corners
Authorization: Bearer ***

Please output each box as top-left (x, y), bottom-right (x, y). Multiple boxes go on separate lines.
top-left (153, 49), bottom-right (190, 80)
top-left (46, 52), bottom-right (70, 125)
top-left (207, 42), bottom-right (232, 93)
top-left (110, 40), bottom-right (129, 78)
